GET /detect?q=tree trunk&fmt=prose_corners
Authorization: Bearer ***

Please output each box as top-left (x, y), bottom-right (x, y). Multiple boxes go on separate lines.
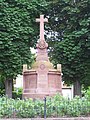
top-left (73, 80), bottom-right (82, 97)
top-left (5, 78), bottom-right (13, 98)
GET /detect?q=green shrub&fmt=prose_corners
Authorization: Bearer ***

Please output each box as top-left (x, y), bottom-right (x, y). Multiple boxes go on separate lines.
top-left (85, 87), bottom-right (90, 100)
top-left (0, 89), bottom-right (5, 96)
top-left (0, 94), bottom-right (90, 118)
top-left (12, 88), bottom-right (22, 99)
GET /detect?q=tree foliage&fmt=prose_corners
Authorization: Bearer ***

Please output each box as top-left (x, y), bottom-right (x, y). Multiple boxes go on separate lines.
top-left (46, 0), bottom-right (90, 88)
top-left (0, 0), bottom-right (48, 96)
top-left (0, 0), bottom-right (47, 78)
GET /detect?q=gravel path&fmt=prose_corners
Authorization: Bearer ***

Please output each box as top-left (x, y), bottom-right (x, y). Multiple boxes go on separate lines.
top-left (1, 117), bottom-right (90, 120)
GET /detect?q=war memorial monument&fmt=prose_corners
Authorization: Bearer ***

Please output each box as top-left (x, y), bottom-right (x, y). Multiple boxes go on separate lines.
top-left (23, 15), bottom-right (62, 99)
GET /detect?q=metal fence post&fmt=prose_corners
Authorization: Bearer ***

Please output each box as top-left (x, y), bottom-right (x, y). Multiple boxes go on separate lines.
top-left (44, 97), bottom-right (46, 119)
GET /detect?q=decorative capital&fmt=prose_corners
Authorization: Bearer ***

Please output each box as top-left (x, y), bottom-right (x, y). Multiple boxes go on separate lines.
top-left (37, 40), bottom-right (48, 49)
top-left (23, 64), bottom-right (27, 72)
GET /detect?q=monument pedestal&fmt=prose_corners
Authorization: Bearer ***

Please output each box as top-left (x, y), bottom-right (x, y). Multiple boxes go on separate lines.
top-left (23, 65), bottom-right (62, 99)
top-left (23, 15), bottom-right (62, 99)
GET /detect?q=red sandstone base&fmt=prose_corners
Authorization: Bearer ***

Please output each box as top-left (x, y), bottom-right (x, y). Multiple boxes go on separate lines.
top-left (23, 68), bottom-right (62, 99)
top-left (22, 92), bottom-right (62, 99)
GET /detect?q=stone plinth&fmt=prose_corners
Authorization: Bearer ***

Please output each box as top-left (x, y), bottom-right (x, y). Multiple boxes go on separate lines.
top-left (22, 15), bottom-right (62, 99)
top-left (23, 68), bottom-right (62, 99)
top-left (23, 59), bottom-right (62, 99)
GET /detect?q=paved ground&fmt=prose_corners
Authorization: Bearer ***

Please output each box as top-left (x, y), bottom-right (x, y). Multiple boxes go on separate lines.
top-left (1, 117), bottom-right (90, 120)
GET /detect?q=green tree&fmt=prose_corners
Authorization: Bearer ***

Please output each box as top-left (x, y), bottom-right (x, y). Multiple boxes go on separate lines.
top-left (0, 75), bottom-right (5, 95)
top-left (46, 0), bottom-right (90, 96)
top-left (0, 0), bottom-right (47, 98)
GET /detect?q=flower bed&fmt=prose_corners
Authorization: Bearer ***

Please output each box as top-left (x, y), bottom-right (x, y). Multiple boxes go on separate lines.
top-left (0, 94), bottom-right (90, 118)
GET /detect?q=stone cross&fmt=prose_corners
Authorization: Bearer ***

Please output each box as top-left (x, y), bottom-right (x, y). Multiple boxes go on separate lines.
top-left (36, 15), bottom-right (48, 40)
